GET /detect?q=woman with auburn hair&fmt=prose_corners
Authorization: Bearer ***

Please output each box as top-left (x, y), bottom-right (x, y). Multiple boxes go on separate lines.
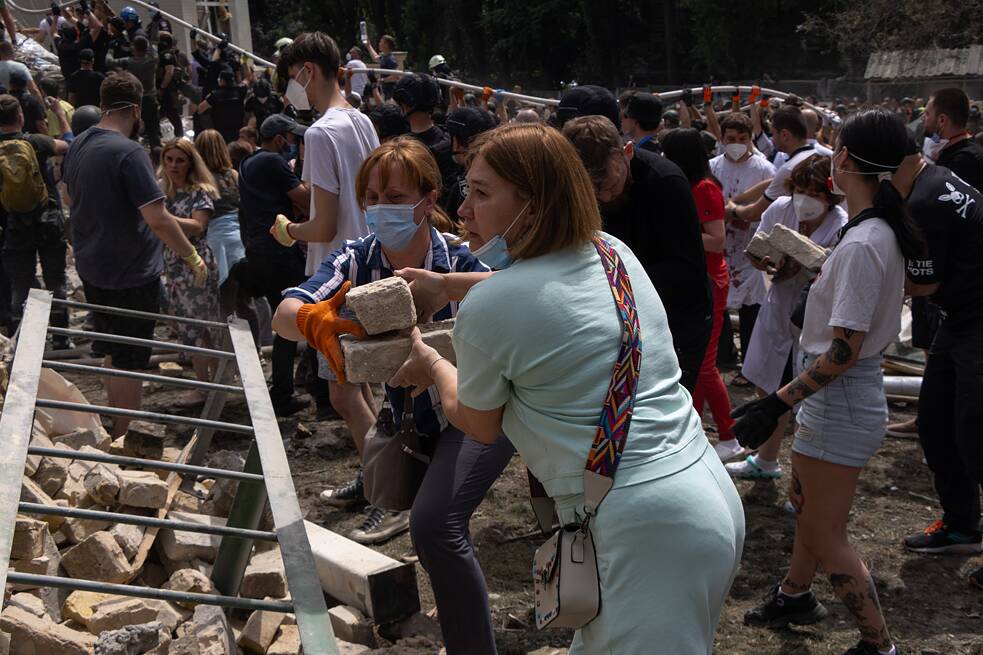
top-left (158, 139), bottom-right (221, 401)
top-left (388, 122), bottom-right (745, 654)
top-left (271, 136), bottom-right (511, 655)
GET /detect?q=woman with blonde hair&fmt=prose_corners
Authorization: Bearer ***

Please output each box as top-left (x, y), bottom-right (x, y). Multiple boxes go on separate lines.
top-left (378, 123), bottom-right (744, 654)
top-left (272, 136), bottom-right (510, 654)
top-left (158, 139), bottom-right (222, 401)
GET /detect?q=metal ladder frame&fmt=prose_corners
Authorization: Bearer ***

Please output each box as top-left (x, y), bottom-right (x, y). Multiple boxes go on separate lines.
top-left (0, 289), bottom-right (338, 654)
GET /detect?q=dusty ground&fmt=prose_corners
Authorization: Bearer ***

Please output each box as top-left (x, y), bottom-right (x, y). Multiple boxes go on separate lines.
top-left (64, 338), bottom-right (983, 655)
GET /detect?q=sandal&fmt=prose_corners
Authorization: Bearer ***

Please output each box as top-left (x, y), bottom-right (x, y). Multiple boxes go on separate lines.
top-left (730, 373), bottom-right (753, 388)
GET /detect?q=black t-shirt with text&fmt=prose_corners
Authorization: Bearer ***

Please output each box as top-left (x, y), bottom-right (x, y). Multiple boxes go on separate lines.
top-left (905, 163), bottom-right (983, 326)
top-left (936, 138), bottom-right (983, 194)
top-left (68, 69), bottom-right (105, 108)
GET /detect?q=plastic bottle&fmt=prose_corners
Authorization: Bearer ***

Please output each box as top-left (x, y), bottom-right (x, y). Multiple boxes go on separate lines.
top-left (360, 21), bottom-right (368, 45)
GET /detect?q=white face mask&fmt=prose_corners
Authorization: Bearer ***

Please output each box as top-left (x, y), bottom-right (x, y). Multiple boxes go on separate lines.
top-left (285, 66), bottom-right (312, 111)
top-left (792, 193), bottom-right (826, 222)
top-left (724, 142), bottom-right (748, 161)
top-left (922, 133), bottom-right (948, 163)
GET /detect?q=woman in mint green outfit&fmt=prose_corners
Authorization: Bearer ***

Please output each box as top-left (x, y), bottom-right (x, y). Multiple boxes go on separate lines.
top-left (390, 123), bottom-right (744, 654)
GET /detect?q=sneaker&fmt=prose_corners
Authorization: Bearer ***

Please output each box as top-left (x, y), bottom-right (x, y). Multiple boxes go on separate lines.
top-left (842, 639), bottom-right (900, 655)
top-left (726, 454), bottom-right (782, 479)
top-left (273, 396), bottom-right (310, 418)
top-left (350, 507), bottom-right (410, 545)
top-left (744, 584), bottom-right (829, 628)
top-left (714, 439), bottom-right (744, 462)
top-left (903, 520), bottom-right (982, 554)
top-left (886, 417), bottom-right (919, 439)
top-left (319, 470), bottom-right (365, 508)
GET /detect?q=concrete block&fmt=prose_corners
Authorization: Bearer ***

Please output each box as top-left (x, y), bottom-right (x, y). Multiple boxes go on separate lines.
top-left (61, 504), bottom-right (111, 545)
top-left (107, 523), bottom-right (143, 561)
top-left (328, 605), bottom-right (375, 647)
top-left (20, 477), bottom-right (66, 530)
top-left (237, 609), bottom-right (284, 654)
top-left (744, 230), bottom-right (777, 262)
top-left (11, 516), bottom-right (47, 560)
top-left (143, 600), bottom-right (190, 632)
top-left (31, 587), bottom-right (66, 623)
top-left (159, 512), bottom-right (224, 562)
top-left (9, 530), bottom-right (60, 591)
top-left (378, 612), bottom-right (441, 644)
top-left (61, 532), bottom-right (131, 584)
top-left (6, 593), bottom-right (47, 619)
top-left (344, 276), bottom-right (417, 335)
top-left (266, 625), bottom-right (300, 655)
top-left (0, 606), bottom-right (95, 655)
top-left (33, 443), bottom-right (73, 496)
top-left (204, 451), bottom-right (245, 517)
top-left (305, 521), bottom-right (419, 623)
top-left (169, 623), bottom-right (198, 655)
top-left (335, 639), bottom-right (371, 655)
top-left (86, 597), bottom-right (158, 635)
top-left (62, 591), bottom-right (111, 626)
top-left (116, 471), bottom-right (168, 509)
top-left (0, 630), bottom-right (9, 655)
top-left (171, 490), bottom-right (204, 514)
top-left (94, 621), bottom-right (166, 655)
top-left (192, 605), bottom-right (236, 655)
top-left (162, 568), bottom-right (217, 609)
top-left (769, 223), bottom-right (829, 271)
top-left (341, 319), bottom-right (456, 384)
top-left (123, 423), bottom-right (166, 459)
top-left (25, 420), bottom-right (53, 477)
top-left (83, 465), bottom-right (120, 506)
top-left (52, 427), bottom-right (111, 452)
top-left (240, 549), bottom-right (286, 600)
top-left (157, 362), bottom-right (183, 377)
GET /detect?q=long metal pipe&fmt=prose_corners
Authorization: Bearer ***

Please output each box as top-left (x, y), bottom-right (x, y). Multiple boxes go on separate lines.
top-left (27, 445), bottom-right (264, 481)
top-left (42, 359), bottom-right (244, 394)
top-left (34, 398), bottom-right (255, 434)
top-left (52, 298), bottom-right (228, 329)
top-left (47, 327), bottom-right (235, 360)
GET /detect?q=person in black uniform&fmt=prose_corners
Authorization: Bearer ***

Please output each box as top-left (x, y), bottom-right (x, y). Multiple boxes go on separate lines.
top-left (197, 67), bottom-right (244, 143)
top-left (561, 100), bottom-right (711, 392)
top-left (893, 140), bottom-right (983, 590)
top-left (393, 73), bottom-right (457, 204)
top-left (620, 91), bottom-right (663, 154)
top-left (443, 106), bottom-right (496, 222)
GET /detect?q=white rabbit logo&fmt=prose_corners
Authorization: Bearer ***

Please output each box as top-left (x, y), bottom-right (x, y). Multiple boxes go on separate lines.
top-left (938, 181), bottom-right (976, 218)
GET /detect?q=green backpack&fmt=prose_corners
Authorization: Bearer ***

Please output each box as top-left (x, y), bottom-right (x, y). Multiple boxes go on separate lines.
top-left (0, 137), bottom-right (48, 214)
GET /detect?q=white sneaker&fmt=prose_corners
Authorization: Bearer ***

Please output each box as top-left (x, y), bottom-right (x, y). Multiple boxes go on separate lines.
top-left (714, 439), bottom-right (744, 462)
top-left (726, 454), bottom-right (782, 479)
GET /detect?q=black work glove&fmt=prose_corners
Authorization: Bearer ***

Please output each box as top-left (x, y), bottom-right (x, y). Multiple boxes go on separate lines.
top-left (218, 39), bottom-right (228, 50)
top-left (189, 28), bottom-right (198, 41)
top-left (681, 88), bottom-right (693, 107)
top-left (731, 392), bottom-right (792, 450)
top-left (151, 10), bottom-right (161, 23)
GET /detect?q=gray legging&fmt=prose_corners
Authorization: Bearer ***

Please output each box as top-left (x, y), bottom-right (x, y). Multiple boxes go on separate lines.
top-left (410, 428), bottom-right (515, 655)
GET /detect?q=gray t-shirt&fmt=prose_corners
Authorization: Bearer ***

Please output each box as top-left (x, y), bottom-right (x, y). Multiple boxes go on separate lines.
top-left (63, 127), bottom-right (166, 289)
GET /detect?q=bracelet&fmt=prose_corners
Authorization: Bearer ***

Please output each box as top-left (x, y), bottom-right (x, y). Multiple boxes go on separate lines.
top-left (429, 357), bottom-right (449, 378)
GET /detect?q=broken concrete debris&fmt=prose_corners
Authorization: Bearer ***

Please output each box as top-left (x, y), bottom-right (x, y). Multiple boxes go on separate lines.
top-left (344, 276), bottom-right (417, 336)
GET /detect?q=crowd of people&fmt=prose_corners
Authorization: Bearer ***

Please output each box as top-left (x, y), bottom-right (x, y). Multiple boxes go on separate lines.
top-left (0, 4), bottom-right (982, 652)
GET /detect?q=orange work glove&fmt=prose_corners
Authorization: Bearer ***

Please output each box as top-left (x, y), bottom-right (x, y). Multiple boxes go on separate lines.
top-left (481, 86), bottom-right (493, 103)
top-left (731, 92), bottom-right (741, 111)
top-left (760, 94), bottom-right (769, 109)
top-left (749, 85), bottom-right (761, 104)
top-left (703, 85), bottom-right (712, 104)
top-left (295, 281), bottom-right (367, 385)
top-left (451, 86), bottom-right (464, 104)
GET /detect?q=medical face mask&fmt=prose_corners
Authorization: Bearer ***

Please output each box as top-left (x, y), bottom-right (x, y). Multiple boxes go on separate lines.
top-left (285, 66), bottom-right (312, 111)
top-left (829, 150), bottom-right (899, 195)
top-left (472, 201), bottom-right (530, 270)
top-left (792, 193), bottom-right (826, 222)
top-left (922, 133), bottom-right (948, 162)
top-left (365, 198), bottom-right (426, 251)
top-left (724, 143), bottom-right (748, 161)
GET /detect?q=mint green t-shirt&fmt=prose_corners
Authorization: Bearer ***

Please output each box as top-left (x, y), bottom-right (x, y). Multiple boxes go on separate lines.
top-left (454, 233), bottom-right (707, 498)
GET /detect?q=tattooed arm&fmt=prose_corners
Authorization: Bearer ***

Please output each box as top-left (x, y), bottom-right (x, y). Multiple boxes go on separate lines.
top-left (776, 326), bottom-right (865, 406)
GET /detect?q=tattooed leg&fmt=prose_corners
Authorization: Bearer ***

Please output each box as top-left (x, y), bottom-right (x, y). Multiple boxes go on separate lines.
top-left (829, 571), bottom-right (892, 650)
top-left (789, 466), bottom-right (805, 514)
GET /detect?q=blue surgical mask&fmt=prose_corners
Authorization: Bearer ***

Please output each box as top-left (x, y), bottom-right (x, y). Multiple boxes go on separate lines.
top-left (366, 198), bottom-right (426, 251)
top-left (472, 201), bottom-right (530, 270)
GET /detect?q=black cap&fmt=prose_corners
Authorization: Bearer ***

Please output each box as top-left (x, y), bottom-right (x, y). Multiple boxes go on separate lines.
top-left (445, 107), bottom-right (495, 147)
top-left (79, 48), bottom-right (95, 61)
top-left (369, 104), bottom-right (410, 141)
top-left (623, 93), bottom-right (663, 125)
top-left (252, 79), bottom-right (271, 98)
top-left (260, 113), bottom-right (308, 140)
top-left (551, 85), bottom-right (620, 130)
top-left (393, 73), bottom-right (441, 114)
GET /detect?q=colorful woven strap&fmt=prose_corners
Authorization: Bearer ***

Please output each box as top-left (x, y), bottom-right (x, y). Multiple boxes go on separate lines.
top-left (586, 236), bottom-right (643, 479)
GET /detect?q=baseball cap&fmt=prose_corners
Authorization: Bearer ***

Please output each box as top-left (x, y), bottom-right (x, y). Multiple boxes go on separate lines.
top-left (260, 113), bottom-right (308, 140)
top-left (79, 48), bottom-right (95, 62)
top-left (623, 93), bottom-right (663, 125)
top-left (393, 73), bottom-right (441, 114)
top-left (552, 85), bottom-right (620, 130)
top-left (446, 107), bottom-right (496, 147)
top-left (369, 104), bottom-right (409, 141)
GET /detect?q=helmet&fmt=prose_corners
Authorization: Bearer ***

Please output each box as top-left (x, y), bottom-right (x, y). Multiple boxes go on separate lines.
top-left (71, 105), bottom-right (102, 136)
top-left (393, 73), bottom-right (441, 114)
top-left (663, 109), bottom-right (680, 126)
top-left (274, 37), bottom-right (293, 52)
top-left (119, 6), bottom-right (138, 22)
top-left (428, 54), bottom-right (446, 70)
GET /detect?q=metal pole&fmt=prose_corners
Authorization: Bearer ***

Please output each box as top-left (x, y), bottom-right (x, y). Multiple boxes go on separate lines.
top-left (47, 327), bottom-right (235, 359)
top-left (0, 290), bottom-right (51, 593)
top-left (51, 298), bottom-right (227, 329)
top-left (211, 441), bottom-right (268, 596)
top-left (34, 399), bottom-right (254, 434)
top-left (42, 360), bottom-right (244, 394)
top-left (26, 445), bottom-right (264, 482)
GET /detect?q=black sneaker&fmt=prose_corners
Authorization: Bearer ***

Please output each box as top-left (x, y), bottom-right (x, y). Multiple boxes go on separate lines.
top-left (319, 470), bottom-right (365, 508)
top-left (903, 520), bottom-right (983, 554)
top-left (842, 639), bottom-right (899, 655)
top-left (349, 507), bottom-right (410, 545)
top-left (273, 396), bottom-right (310, 418)
top-left (744, 584), bottom-right (829, 628)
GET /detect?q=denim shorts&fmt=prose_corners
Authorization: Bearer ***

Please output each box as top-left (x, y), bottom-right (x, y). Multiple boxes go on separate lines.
top-left (792, 351), bottom-right (887, 468)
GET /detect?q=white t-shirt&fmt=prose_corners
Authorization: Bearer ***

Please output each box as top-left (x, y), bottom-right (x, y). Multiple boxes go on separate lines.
top-left (346, 59), bottom-right (369, 97)
top-left (772, 139), bottom-right (832, 169)
top-left (798, 216), bottom-right (904, 358)
top-left (37, 16), bottom-right (71, 51)
top-left (763, 143), bottom-right (829, 202)
top-left (301, 106), bottom-right (380, 275)
top-left (710, 151), bottom-right (776, 308)
top-left (0, 60), bottom-right (32, 90)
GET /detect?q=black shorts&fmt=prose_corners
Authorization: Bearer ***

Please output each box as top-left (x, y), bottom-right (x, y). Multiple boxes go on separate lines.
top-left (82, 277), bottom-right (161, 370)
top-left (911, 296), bottom-right (943, 350)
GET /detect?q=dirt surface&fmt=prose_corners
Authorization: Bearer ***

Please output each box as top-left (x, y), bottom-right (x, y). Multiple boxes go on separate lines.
top-left (64, 345), bottom-right (983, 655)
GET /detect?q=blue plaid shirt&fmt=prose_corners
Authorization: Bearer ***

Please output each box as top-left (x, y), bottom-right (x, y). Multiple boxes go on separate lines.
top-left (283, 227), bottom-right (489, 437)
